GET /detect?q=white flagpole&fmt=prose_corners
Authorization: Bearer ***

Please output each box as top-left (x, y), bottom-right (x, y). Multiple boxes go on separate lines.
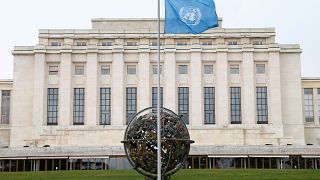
top-left (157, 0), bottom-right (161, 179)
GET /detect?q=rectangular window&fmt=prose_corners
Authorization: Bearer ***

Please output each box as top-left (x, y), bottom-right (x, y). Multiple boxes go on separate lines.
top-left (256, 64), bottom-right (266, 74)
top-left (176, 41), bottom-right (189, 46)
top-left (179, 65), bottom-right (188, 75)
top-left (253, 41), bottom-right (263, 45)
top-left (49, 66), bottom-right (59, 76)
top-left (1, 90), bottom-right (10, 124)
top-left (204, 65), bottom-right (214, 75)
top-left (204, 87), bottom-right (215, 124)
top-left (76, 42), bottom-right (87, 46)
top-left (230, 64), bottom-right (240, 75)
top-left (256, 87), bottom-right (268, 124)
top-left (47, 88), bottom-right (58, 125)
top-left (73, 88), bottom-right (85, 125)
top-left (152, 87), bottom-right (163, 110)
top-left (101, 42), bottom-right (113, 46)
top-left (201, 41), bottom-right (213, 46)
top-left (101, 65), bottom-right (110, 75)
top-left (227, 41), bottom-right (238, 45)
top-left (127, 65), bottom-right (136, 75)
top-left (151, 41), bottom-right (164, 46)
top-left (50, 42), bottom-right (62, 46)
top-left (75, 65), bottom-right (85, 76)
top-left (178, 87), bottom-right (189, 124)
top-left (152, 65), bottom-right (162, 75)
top-left (127, 42), bottom-right (138, 46)
top-left (304, 88), bottom-right (314, 123)
top-left (126, 88), bottom-right (137, 124)
top-left (230, 87), bottom-right (241, 124)
top-left (100, 88), bottom-right (111, 125)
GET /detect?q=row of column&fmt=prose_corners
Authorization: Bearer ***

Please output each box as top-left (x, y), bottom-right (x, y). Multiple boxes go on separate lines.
top-left (32, 46), bottom-right (284, 129)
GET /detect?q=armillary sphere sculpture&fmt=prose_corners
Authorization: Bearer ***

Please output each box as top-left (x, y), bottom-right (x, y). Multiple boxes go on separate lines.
top-left (122, 107), bottom-right (194, 180)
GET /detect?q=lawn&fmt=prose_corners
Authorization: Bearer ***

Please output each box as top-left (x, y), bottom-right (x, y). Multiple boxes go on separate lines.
top-left (0, 169), bottom-right (320, 180)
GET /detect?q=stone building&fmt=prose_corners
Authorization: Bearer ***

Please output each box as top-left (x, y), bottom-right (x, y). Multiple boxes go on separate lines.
top-left (0, 19), bottom-right (320, 171)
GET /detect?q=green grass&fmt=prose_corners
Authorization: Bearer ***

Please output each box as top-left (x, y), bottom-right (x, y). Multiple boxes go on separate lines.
top-left (0, 169), bottom-right (320, 180)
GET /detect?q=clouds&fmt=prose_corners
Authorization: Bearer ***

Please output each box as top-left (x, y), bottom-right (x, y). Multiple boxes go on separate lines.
top-left (0, 0), bottom-right (319, 78)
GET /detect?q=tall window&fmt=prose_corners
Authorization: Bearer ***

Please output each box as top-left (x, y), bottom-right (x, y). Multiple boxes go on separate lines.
top-left (1, 90), bottom-right (10, 124)
top-left (178, 87), bottom-right (189, 124)
top-left (256, 64), bottom-right (266, 74)
top-left (304, 88), bottom-right (314, 123)
top-left (126, 88), bottom-right (137, 124)
top-left (230, 87), bottom-right (241, 124)
top-left (152, 87), bottom-right (163, 110)
top-left (204, 65), bottom-right (214, 75)
top-left (179, 65), bottom-right (188, 75)
top-left (230, 64), bottom-right (240, 75)
top-left (127, 65), bottom-right (136, 75)
top-left (75, 65), bottom-right (85, 76)
top-left (73, 88), bottom-right (85, 125)
top-left (318, 89), bottom-right (320, 122)
top-left (256, 87), bottom-right (268, 124)
top-left (204, 87), bottom-right (215, 124)
top-left (152, 65), bottom-right (162, 75)
top-left (101, 65), bottom-right (110, 75)
top-left (100, 88), bottom-right (111, 125)
top-left (47, 88), bottom-right (58, 125)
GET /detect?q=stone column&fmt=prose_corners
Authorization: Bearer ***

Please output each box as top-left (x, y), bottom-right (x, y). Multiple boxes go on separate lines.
top-left (112, 50), bottom-right (125, 126)
top-left (32, 47), bottom-right (46, 138)
top-left (242, 46), bottom-right (255, 125)
top-left (164, 49), bottom-right (176, 112)
top-left (138, 51), bottom-right (151, 111)
top-left (60, 47), bottom-right (72, 126)
top-left (0, 90), bottom-right (2, 123)
top-left (190, 48), bottom-right (202, 126)
top-left (268, 47), bottom-right (283, 126)
top-left (216, 45), bottom-right (229, 126)
top-left (86, 49), bottom-right (98, 126)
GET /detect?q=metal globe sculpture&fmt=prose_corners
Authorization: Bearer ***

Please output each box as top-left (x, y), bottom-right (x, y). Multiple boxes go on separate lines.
top-left (122, 107), bottom-right (194, 179)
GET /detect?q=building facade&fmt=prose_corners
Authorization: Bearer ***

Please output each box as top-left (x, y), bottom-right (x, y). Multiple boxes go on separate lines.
top-left (1, 19), bottom-right (320, 171)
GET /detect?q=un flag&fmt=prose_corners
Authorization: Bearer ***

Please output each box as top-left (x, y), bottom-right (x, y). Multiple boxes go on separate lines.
top-left (165, 0), bottom-right (218, 34)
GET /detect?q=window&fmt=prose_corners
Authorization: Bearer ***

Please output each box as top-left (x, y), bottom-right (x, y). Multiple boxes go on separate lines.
top-left (179, 65), bottom-right (188, 75)
top-left (50, 42), bottom-right (62, 46)
top-left (230, 64), bottom-right (240, 75)
top-left (256, 64), bottom-right (266, 74)
top-left (127, 65), bottom-right (136, 75)
top-left (256, 87), bottom-right (268, 124)
top-left (318, 89), bottom-right (320, 122)
top-left (204, 65), bottom-right (214, 75)
top-left (101, 42), bottom-right (113, 46)
top-left (101, 65), bottom-right (110, 75)
top-left (127, 42), bottom-right (138, 46)
top-left (230, 87), bottom-right (241, 124)
top-left (47, 88), bottom-right (58, 125)
top-left (152, 65), bottom-right (162, 75)
top-left (1, 90), bottom-right (10, 124)
top-left (227, 41), bottom-right (238, 45)
top-left (178, 87), bottom-right (189, 124)
top-left (126, 88), bottom-right (137, 124)
top-left (204, 87), bottom-right (215, 124)
top-left (151, 41), bottom-right (163, 46)
top-left (152, 87), bottom-right (163, 110)
top-left (176, 41), bottom-right (189, 46)
top-left (253, 41), bottom-right (263, 45)
top-left (304, 88), bottom-right (314, 123)
top-left (76, 42), bottom-right (87, 46)
top-left (100, 88), bottom-right (111, 125)
top-left (73, 88), bottom-right (85, 125)
top-left (201, 41), bottom-right (213, 46)
top-left (49, 66), bottom-right (59, 76)
top-left (75, 65), bottom-right (85, 76)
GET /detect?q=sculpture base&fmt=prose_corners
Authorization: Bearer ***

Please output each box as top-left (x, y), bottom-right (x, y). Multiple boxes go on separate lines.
top-left (145, 176), bottom-right (170, 180)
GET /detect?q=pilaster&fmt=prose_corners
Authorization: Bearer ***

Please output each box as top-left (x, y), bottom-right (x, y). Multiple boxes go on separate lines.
top-left (60, 51), bottom-right (72, 126)
top-left (86, 52), bottom-right (98, 126)
top-left (138, 52), bottom-right (151, 111)
top-left (164, 50), bottom-right (177, 112)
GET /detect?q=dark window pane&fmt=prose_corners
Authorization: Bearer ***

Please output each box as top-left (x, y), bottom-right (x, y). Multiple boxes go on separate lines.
top-left (100, 88), bottom-right (111, 125)
top-left (204, 87), bottom-right (215, 124)
top-left (126, 88), bottom-right (137, 124)
top-left (47, 88), bottom-right (58, 125)
top-left (178, 87), bottom-right (189, 124)
top-left (256, 87), bottom-right (268, 124)
top-left (230, 87), bottom-right (241, 124)
top-left (73, 88), bottom-right (85, 125)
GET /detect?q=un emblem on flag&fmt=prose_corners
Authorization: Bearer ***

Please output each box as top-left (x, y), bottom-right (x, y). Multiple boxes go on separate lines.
top-left (179, 6), bottom-right (202, 26)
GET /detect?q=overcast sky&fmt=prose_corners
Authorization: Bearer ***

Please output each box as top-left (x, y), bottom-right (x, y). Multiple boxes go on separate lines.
top-left (0, 0), bottom-right (319, 79)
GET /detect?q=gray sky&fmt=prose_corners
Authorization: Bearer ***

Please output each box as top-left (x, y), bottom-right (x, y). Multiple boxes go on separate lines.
top-left (0, 0), bottom-right (319, 79)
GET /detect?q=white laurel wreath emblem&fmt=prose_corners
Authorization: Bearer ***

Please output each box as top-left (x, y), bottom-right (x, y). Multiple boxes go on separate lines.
top-left (179, 6), bottom-right (202, 26)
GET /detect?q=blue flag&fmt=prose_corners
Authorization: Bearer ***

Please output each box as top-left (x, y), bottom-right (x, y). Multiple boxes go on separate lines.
top-left (165, 0), bottom-right (218, 34)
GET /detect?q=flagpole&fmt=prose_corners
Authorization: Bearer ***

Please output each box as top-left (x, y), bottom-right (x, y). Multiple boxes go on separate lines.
top-left (156, 0), bottom-right (161, 180)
